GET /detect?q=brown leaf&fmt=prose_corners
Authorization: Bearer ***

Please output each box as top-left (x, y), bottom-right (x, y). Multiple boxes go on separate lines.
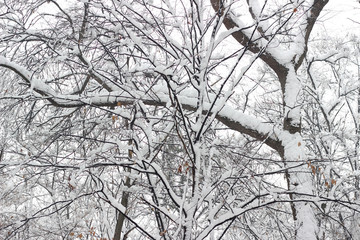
top-left (331, 179), bottom-right (336, 185)
top-left (68, 183), bottom-right (75, 191)
top-left (311, 165), bottom-right (316, 175)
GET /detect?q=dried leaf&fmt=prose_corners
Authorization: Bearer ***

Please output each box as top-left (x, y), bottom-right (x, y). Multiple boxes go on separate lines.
top-left (331, 179), bottom-right (336, 185)
top-left (68, 183), bottom-right (75, 191)
top-left (311, 165), bottom-right (316, 175)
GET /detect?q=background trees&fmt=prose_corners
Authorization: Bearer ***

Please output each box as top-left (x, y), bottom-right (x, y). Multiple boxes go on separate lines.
top-left (0, 0), bottom-right (359, 239)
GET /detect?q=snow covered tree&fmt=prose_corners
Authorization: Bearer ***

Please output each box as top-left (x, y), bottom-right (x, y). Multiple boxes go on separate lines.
top-left (0, 0), bottom-right (359, 239)
top-left (303, 34), bottom-right (360, 239)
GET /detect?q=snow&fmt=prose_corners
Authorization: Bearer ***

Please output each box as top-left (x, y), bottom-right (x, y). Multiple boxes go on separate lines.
top-left (296, 203), bottom-right (318, 240)
top-left (1, 52), bottom-right (284, 145)
top-left (1, 1), bottom-right (359, 239)
top-left (284, 65), bottom-right (302, 125)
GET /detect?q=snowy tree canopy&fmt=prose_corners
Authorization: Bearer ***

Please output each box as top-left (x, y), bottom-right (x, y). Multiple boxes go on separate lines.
top-left (0, 0), bottom-right (360, 239)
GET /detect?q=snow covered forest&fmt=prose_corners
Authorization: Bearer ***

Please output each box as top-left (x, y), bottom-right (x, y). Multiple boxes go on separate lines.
top-left (1, 0), bottom-right (360, 239)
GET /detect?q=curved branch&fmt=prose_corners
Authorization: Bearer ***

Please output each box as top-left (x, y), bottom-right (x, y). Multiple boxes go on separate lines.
top-left (295, 0), bottom-right (330, 70)
top-left (210, 0), bottom-right (288, 82)
top-left (210, 0), bottom-right (329, 90)
top-left (0, 56), bottom-right (283, 152)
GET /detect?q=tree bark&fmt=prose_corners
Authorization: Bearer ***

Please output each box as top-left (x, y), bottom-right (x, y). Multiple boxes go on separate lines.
top-left (113, 119), bottom-right (133, 240)
top-left (113, 176), bottom-right (131, 240)
top-left (209, 1), bottom-right (329, 239)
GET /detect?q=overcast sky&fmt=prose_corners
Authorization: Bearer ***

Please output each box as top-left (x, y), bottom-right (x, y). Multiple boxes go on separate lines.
top-left (319, 0), bottom-right (360, 34)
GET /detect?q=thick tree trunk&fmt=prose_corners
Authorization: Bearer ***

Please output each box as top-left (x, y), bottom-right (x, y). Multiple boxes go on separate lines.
top-left (113, 176), bottom-right (131, 240)
top-left (282, 133), bottom-right (317, 240)
top-left (281, 68), bottom-right (317, 239)
top-left (113, 119), bottom-right (133, 240)
top-left (208, 0), bottom-right (329, 237)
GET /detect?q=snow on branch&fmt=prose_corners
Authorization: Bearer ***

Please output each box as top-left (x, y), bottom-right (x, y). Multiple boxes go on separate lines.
top-left (0, 55), bottom-right (284, 152)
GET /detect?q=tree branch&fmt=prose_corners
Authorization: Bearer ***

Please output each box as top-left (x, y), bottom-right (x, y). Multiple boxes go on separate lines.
top-left (0, 56), bottom-right (283, 152)
top-left (210, 0), bottom-right (289, 83)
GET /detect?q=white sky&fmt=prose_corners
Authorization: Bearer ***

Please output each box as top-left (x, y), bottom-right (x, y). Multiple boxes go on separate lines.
top-left (318, 0), bottom-right (360, 34)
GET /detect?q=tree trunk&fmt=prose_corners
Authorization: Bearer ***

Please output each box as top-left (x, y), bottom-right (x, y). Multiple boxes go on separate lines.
top-left (281, 68), bottom-right (317, 240)
top-left (113, 176), bottom-right (131, 240)
top-left (113, 119), bottom-right (133, 240)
